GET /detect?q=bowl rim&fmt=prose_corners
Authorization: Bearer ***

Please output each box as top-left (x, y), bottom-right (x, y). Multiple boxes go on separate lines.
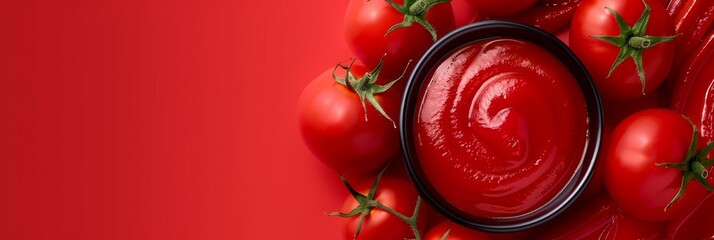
top-left (399, 20), bottom-right (603, 233)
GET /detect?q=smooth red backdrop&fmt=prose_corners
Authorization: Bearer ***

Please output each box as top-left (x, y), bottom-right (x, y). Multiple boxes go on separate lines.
top-left (2, 0), bottom-right (352, 239)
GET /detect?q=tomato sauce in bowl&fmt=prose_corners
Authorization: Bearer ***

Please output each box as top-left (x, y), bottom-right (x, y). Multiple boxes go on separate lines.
top-left (400, 21), bottom-right (602, 232)
top-left (415, 37), bottom-right (589, 218)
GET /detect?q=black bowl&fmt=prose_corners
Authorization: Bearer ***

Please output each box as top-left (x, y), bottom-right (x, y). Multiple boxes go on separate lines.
top-left (399, 20), bottom-right (603, 232)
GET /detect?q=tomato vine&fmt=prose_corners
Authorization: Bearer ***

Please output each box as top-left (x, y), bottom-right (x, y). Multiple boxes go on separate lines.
top-left (328, 167), bottom-right (431, 239)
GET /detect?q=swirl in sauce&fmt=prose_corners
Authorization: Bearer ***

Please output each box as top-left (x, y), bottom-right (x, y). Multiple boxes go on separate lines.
top-left (414, 38), bottom-right (589, 218)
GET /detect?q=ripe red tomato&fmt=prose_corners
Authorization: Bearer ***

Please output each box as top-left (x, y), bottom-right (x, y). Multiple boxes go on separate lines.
top-left (604, 109), bottom-right (709, 221)
top-left (345, 0), bottom-right (455, 78)
top-left (465, 0), bottom-right (537, 17)
top-left (570, 0), bottom-right (676, 101)
top-left (298, 61), bottom-right (402, 176)
top-left (339, 176), bottom-right (426, 240)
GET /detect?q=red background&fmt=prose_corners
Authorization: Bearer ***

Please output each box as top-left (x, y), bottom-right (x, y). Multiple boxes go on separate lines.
top-left (2, 0), bottom-right (352, 239)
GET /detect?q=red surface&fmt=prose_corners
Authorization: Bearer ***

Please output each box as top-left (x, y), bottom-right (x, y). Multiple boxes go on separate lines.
top-left (2, 0), bottom-right (351, 239)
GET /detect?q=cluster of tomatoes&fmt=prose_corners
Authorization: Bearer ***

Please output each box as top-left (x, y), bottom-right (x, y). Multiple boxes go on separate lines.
top-left (298, 0), bottom-right (714, 239)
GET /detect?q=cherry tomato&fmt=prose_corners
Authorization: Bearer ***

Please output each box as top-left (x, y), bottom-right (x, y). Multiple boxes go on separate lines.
top-left (667, 193), bottom-right (714, 240)
top-left (604, 109), bottom-right (709, 221)
top-left (340, 176), bottom-right (426, 240)
top-left (345, 0), bottom-right (455, 78)
top-left (570, 0), bottom-right (676, 101)
top-left (298, 61), bottom-right (402, 176)
top-left (465, 0), bottom-right (537, 17)
top-left (536, 195), bottom-right (664, 239)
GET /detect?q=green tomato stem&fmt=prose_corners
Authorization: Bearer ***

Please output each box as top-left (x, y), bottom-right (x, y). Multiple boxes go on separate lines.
top-left (409, 0), bottom-right (427, 15)
top-left (628, 36), bottom-right (652, 49)
top-left (330, 56), bottom-right (405, 126)
top-left (692, 161), bottom-right (709, 178)
top-left (385, 0), bottom-right (449, 41)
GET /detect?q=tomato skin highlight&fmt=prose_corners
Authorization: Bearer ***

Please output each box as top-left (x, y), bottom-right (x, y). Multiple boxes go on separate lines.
top-left (414, 38), bottom-right (589, 218)
top-left (298, 64), bottom-right (401, 176)
top-left (340, 176), bottom-right (427, 240)
top-left (344, 0), bottom-right (455, 78)
top-left (667, 0), bottom-right (686, 17)
top-left (570, 0), bottom-right (676, 101)
top-left (604, 109), bottom-right (708, 221)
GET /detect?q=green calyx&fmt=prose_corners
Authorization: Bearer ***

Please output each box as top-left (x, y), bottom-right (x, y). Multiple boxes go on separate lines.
top-left (328, 166), bottom-right (424, 239)
top-left (385, 0), bottom-right (451, 41)
top-left (332, 55), bottom-right (411, 127)
top-left (590, 0), bottom-right (677, 95)
top-left (656, 117), bottom-right (714, 211)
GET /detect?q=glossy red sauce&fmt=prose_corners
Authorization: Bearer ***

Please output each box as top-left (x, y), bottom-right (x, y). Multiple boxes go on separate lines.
top-left (414, 38), bottom-right (589, 218)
